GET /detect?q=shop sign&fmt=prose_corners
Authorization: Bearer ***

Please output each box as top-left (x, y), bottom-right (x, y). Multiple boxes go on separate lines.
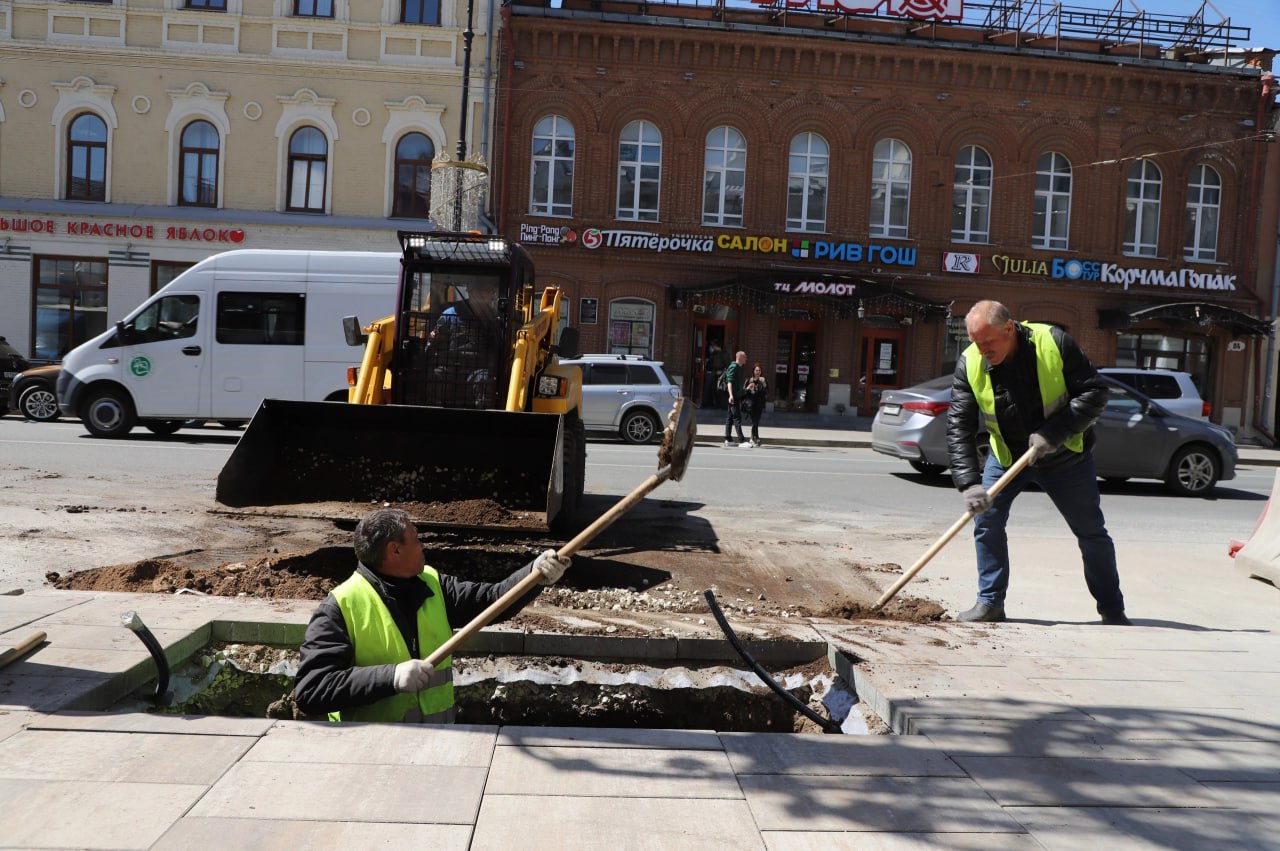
top-left (0, 215), bottom-right (245, 243)
top-left (580, 228), bottom-right (714, 253)
top-left (943, 252), bottom-right (980, 274)
top-left (773, 279), bottom-right (862, 296)
top-left (991, 253), bottom-right (1236, 292)
top-left (791, 239), bottom-right (917, 267)
top-left (717, 234), bottom-right (790, 254)
top-left (519, 223), bottom-right (578, 245)
top-left (747, 0), bottom-right (962, 23)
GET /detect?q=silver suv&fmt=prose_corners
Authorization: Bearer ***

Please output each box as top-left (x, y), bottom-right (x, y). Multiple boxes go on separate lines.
top-left (1098, 368), bottom-right (1209, 420)
top-left (561, 354), bottom-right (682, 444)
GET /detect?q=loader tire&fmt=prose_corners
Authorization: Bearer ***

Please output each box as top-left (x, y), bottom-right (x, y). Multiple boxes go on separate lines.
top-left (553, 415), bottom-right (586, 536)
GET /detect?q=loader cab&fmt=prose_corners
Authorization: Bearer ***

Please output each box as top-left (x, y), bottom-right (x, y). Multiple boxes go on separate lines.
top-left (395, 233), bottom-right (532, 410)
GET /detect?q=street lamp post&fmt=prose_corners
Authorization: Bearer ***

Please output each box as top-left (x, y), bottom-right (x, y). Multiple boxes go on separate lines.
top-left (453, 0), bottom-right (476, 232)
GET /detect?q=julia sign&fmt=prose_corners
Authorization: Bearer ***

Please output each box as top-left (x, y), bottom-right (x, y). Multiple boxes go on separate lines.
top-left (749, 0), bottom-right (962, 22)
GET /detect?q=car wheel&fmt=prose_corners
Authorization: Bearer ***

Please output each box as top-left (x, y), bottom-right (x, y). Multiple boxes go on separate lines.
top-left (1164, 444), bottom-right (1221, 497)
top-left (620, 409), bottom-right (659, 445)
top-left (18, 385), bottom-right (61, 422)
top-left (144, 420), bottom-right (184, 436)
top-left (81, 388), bottom-right (136, 438)
top-left (908, 459), bottom-right (947, 477)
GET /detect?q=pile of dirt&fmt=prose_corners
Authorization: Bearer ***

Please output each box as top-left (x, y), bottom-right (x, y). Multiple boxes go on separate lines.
top-left (807, 598), bottom-right (948, 624)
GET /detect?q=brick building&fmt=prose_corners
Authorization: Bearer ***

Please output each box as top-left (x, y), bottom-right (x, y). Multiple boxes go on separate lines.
top-left (494, 0), bottom-right (1279, 437)
top-left (0, 0), bottom-right (496, 361)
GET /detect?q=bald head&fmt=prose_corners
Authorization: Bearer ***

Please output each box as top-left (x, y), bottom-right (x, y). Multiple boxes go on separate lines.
top-left (965, 300), bottom-right (1018, 366)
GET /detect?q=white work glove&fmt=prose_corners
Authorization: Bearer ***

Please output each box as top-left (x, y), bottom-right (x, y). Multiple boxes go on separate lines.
top-left (962, 484), bottom-right (992, 515)
top-left (1028, 432), bottom-right (1056, 466)
top-left (393, 659), bottom-right (442, 693)
top-left (532, 548), bottom-right (571, 585)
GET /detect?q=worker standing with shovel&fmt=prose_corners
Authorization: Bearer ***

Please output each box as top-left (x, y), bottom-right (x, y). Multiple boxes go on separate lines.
top-left (947, 300), bottom-right (1129, 626)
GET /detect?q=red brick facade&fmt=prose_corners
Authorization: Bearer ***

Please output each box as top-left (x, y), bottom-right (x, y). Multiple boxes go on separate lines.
top-left (493, 0), bottom-right (1278, 433)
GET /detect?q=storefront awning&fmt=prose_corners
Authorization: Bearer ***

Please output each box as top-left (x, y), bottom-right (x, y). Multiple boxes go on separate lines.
top-left (670, 275), bottom-right (952, 320)
top-left (1098, 301), bottom-right (1272, 338)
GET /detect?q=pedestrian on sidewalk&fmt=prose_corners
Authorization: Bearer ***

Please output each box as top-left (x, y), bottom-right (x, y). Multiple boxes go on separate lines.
top-left (703, 340), bottom-right (729, 408)
top-left (742, 363), bottom-right (768, 447)
top-left (947, 300), bottom-right (1129, 626)
top-left (293, 507), bottom-right (570, 722)
top-left (723, 350), bottom-right (748, 447)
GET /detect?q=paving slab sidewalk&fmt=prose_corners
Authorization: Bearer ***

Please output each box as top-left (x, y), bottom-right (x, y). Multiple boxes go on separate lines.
top-left (0, 576), bottom-right (1276, 849)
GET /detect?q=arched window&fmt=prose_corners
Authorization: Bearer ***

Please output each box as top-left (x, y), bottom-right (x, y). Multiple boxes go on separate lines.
top-left (870, 138), bottom-right (911, 239)
top-left (703, 126), bottom-right (746, 227)
top-left (530, 115), bottom-right (574, 217)
top-left (66, 113), bottom-right (108, 202)
top-left (1124, 159), bottom-right (1162, 257)
top-left (616, 120), bottom-right (661, 222)
top-left (178, 120), bottom-right (219, 207)
top-left (286, 126), bottom-right (328, 213)
top-left (786, 132), bottom-right (828, 233)
top-left (1033, 152), bottom-right (1072, 249)
top-left (952, 145), bottom-right (992, 244)
top-left (392, 132), bottom-right (434, 219)
top-left (1184, 164), bottom-right (1221, 262)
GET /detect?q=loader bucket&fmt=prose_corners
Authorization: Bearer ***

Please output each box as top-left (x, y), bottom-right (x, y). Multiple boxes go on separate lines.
top-left (215, 400), bottom-right (564, 531)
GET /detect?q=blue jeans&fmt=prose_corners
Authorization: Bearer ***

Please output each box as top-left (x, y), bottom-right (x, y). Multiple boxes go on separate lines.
top-left (973, 451), bottom-right (1124, 614)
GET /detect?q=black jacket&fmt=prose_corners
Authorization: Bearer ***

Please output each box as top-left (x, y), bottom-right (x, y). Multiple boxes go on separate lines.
top-left (293, 560), bottom-right (543, 716)
top-left (947, 323), bottom-right (1109, 491)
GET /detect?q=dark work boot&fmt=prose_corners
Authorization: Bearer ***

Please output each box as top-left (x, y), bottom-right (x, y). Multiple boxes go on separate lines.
top-left (1099, 609), bottom-right (1132, 626)
top-left (957, 601), bottom-right (1006, 623)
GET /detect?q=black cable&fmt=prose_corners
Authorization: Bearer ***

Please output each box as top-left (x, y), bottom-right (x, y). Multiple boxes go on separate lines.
top-left (121, 611), bottom-right (171, 707)
top-left (702, 589), bottom-right (841, 734)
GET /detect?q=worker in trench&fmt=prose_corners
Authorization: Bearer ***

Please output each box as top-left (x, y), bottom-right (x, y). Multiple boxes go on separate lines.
top-left (293, 507), bottom-right (570, 722)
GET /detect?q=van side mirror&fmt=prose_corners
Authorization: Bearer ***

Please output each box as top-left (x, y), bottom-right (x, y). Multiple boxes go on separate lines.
top-left (342, 316), bottom-right (367, 347)
top-left (554, 326), bottom-right (581, 360)
top-left (115, 319), bottom-right (139, 346)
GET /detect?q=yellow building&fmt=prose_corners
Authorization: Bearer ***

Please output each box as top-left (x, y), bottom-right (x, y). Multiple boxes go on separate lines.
top-left (0, 0), bottom-right (495, 359)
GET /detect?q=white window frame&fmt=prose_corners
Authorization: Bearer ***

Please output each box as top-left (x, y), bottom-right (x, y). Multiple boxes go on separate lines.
top-left (529, 114), bottom-right (575, 217)
top-left (1184, 164), bottom-right (1221, 263)
top-left (52, 76), bottom-right (118, 202)
top-left (951, 145), bottom-right (992, 244)
top-left (1124, 158), bottom-right (1162, 257)
top-left (870, 138), bottom-right (911, 239)
top-left (616, 120), bottom-right (661, 222)
top-left (702, 125), bottom-right (746, 227)
top-left (786, 132), bottom-right (828, 233)
top-left (1033, 151), bottom-right (1072, 250)
top-left (164, 82), bottom-right (230, 208)
top-left (274, 88), bottom-right (337, 214)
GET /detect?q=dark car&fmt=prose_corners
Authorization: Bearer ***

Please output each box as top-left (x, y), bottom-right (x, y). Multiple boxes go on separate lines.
top-left (7, 363), bottom-right (62, 422)
top-left (871, 375), bottom-right (1238, 497)
top-left (0, 336), bottom-right (31, 415)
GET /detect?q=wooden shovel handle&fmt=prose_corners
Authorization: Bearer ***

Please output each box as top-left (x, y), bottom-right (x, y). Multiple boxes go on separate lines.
top-left (0, 630), bottom-right (47, 670)
top-left (424, 468), bottom-right (674, 667)
top-left (871, 447), bottom-right (1037, 611)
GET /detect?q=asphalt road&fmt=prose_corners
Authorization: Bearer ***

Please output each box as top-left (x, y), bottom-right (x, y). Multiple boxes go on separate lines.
top-left (0, 416), bottom-right (1272, 608)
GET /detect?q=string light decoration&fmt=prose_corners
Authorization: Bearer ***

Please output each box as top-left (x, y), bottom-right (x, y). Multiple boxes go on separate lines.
top-left (429, 153), bottom-right (489, 233)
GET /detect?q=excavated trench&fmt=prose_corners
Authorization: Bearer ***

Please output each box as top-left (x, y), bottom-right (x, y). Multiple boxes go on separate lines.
top-left (111, 642), bottom-right (876, 734)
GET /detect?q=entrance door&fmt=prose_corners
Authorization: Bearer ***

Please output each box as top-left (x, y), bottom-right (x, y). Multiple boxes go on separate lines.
top-left (775, 320), bottom-right (819, 412)
top-left (859, 329), bottom-right (905, 413)
top-left (690, 317), bottom-right (734, 407)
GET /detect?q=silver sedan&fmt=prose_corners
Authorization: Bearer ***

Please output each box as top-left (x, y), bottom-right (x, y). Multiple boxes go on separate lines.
top-left (871, 375), bottom-right (1238, 497)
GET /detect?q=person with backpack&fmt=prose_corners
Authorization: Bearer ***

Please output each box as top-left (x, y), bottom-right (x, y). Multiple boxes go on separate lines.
top-left (703, 340), bottom-right (729, 408)
top-left (723, 350), bottom-right (748, 447)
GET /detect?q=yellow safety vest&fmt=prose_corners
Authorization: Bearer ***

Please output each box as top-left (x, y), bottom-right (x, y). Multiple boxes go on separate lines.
top-left (964, 322), bottom-right (1085, 466)
top-left (327, 567), bottom-right (456, 723)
